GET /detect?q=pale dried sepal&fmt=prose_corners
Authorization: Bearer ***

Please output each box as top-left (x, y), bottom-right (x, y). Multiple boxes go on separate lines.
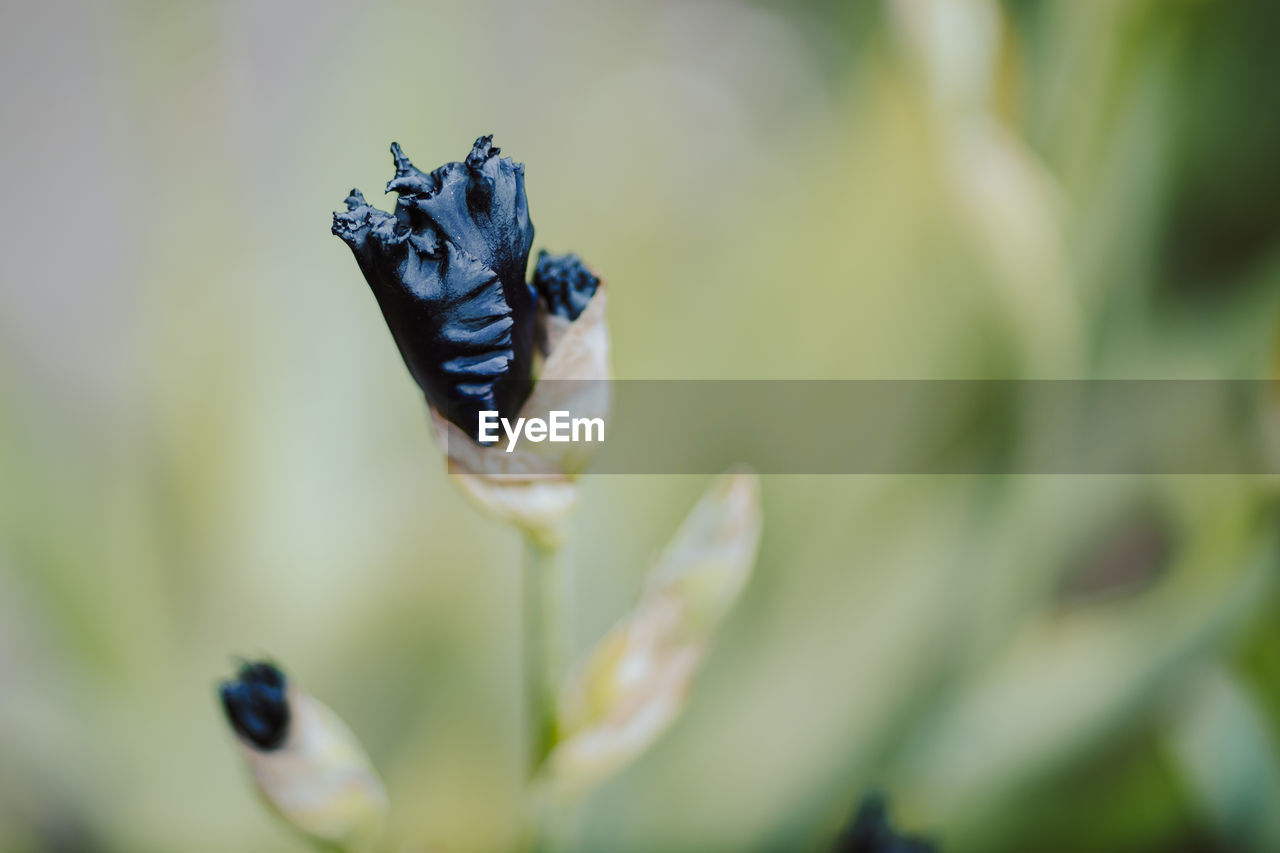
top-left (524, 286), bottom-right (610, 475)
top-left (544, 469), bottom-right (762, 794)
top-left (446, 464), bottom-right (579, 548)
top-left (427, 409), bottom-right (578, 544)
top-left (429, 408), bottom-right (566, 478)
top-left (238, 687), bottom-right (387, 850)
top-left (536, 285), bottom-right (609, 381)
top-left (540, 313), bottom-right (574, 361)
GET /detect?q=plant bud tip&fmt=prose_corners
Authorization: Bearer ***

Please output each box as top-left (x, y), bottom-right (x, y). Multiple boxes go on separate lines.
top-left (219, 659), bottom-right (291, 752)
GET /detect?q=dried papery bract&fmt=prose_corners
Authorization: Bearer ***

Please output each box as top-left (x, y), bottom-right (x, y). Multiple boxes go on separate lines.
top-left (220, 662), bottom-right (387, 852)
top-left (334, 138), bottom-right (609, 539)
top-left (544, 469), bottom-right (762, 794)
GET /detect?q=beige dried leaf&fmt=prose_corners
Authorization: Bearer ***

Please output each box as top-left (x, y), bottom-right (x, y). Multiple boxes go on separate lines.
top-left (544, 469), bottom-right (762, 794)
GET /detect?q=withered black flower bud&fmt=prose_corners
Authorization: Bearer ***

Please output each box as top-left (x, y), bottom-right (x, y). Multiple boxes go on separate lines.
top-left (533, 250), bottom-right (601, 321)
top-left (220, 660), bottom-right (290, 751)
top-left (332, 136), bottom-right (537, 435)
top-left (834, 792), bottom-right (938, 853)
top-left (218, 659), bottom-right (387, 845)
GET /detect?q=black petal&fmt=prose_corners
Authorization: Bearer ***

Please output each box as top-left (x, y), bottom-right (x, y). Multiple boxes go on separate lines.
top-left (532, 250), bottom-right (600, 321)
top-left (383, 136), bottom-right (536, 383)
top-left (219, 660), bottom-right (290, 751)
top-left (333, 137), bottom-right (537, 435)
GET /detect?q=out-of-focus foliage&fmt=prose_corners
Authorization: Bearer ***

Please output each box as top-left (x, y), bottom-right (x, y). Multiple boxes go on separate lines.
top-left (546, 470), bottom-right (761, 796)
top-left (0, 0), bottom-right (1277, 851)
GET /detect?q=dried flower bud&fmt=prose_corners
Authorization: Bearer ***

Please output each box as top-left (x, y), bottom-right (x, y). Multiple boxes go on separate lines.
top-left (544, 470), bottom-right (761, 793)
top-left (333, 136), bottom-right (536, 436)
top-left (220, 660), bottom-right (290, 750)
top-left (334, 136), bottom-right (610, 537)
top-left (533, 250), bottom-right (600, 322)
top-left (833, 792), bottom-right (938, 853)
top-left (219, 661), bottom-right (387, 851)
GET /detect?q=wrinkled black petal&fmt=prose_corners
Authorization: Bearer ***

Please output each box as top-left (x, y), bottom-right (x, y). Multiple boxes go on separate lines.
top-left (834, 793), bottom-right (938, 853)
top-left (533, 250), bottom-right (600, 321)
top-left (383, 136), bottom-right (536, 386)
top-left (219, 660), bottom-right (290, 751)
top-left (332, 136), bottom-right (536, 436)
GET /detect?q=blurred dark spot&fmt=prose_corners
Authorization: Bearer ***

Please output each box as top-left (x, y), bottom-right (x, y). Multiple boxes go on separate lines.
top-left (34, 810), bottom-right (106, 853)
top-left (834, 791), bottom-right (939, 853)
top-left (1158, 0), bottom-right (1280, 298)
top-left (219, 659), bottom-right (290, 751)
top-left (1057, 512), bottom-right (1173, 605)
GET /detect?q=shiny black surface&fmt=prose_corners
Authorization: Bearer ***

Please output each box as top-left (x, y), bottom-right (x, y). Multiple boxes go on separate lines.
top-left (333, 136), bottom-right (537, 435)
top-left (219, 660), bottom-right (290, 751)
top-left (533, 250), bottom-right (600, 321)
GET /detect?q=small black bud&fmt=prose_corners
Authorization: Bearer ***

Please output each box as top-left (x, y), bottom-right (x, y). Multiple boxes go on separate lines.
top-left (533, 249), bottom-right (600, 321)
top-left (219, 660), bottom-right (291, 751)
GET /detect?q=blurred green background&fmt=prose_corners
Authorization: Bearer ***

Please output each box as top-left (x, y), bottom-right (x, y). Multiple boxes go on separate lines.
top-left (2, 0), bottom-right (1279, 850)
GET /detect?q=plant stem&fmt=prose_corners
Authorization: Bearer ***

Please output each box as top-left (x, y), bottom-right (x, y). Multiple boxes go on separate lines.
top-left (523, 533), bottom-right (568, 776)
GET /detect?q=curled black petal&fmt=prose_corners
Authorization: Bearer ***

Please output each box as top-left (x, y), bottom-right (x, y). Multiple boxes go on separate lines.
top-left (382, 136), bottom-right (537, 384)
top-left (333, 137), bottom-right (536, 436)
top-left (834, 793), bottom-right (938, 853)
top-left (220, 660), bottom-right (290, 751)
top-left (533, 250), bottom-right (600, 321)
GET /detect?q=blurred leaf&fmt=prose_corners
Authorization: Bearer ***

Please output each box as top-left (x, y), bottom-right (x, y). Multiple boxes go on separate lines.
top-left (895, 481), bottom-right (1278, 849)
top-left (1169, 667), bottom-right (1280, 851)
top-left (544, 469), bottom-right (761, 795)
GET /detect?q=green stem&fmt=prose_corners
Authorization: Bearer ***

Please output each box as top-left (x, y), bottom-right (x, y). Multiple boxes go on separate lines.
top-left (523, 533), bottom-right (568, 776)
